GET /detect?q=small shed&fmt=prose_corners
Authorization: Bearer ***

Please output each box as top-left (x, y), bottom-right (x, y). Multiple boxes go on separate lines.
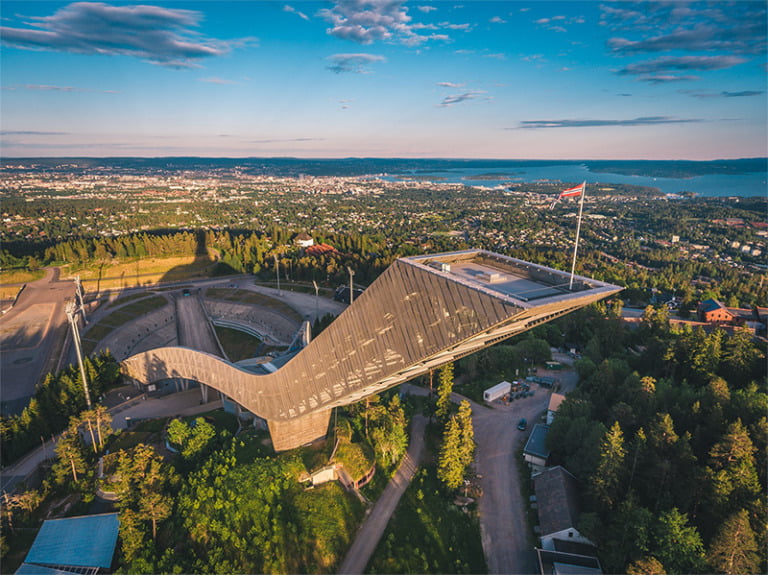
top-left (524, 424), bottom-right (550, 470)
top-left (18, 512), bottom-right (119, 574)
top-left (484, 381), bottom-right (512, 402)
top-left (547, 393), bottom-right (566, 425)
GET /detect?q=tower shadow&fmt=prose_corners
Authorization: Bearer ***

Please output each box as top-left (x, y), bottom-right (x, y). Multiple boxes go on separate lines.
top-left (157, 230), bottom-right (235, 286)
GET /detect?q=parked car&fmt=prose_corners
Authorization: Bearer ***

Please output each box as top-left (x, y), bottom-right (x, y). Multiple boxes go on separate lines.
top-left (517, 418), bottom-right (527, 431)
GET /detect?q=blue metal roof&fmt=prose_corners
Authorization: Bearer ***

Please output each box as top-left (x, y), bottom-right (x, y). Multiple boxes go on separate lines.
top-left (24, 513), bottom-right (119, 570)
top-left (524, 423), bottom-right (551, 459)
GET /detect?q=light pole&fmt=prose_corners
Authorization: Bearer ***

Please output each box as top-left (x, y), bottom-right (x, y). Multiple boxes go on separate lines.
top-left (312, 280), bottom-right (319, 320)
top-left (65, 299), bottom-right (92, 409)
top-left (74, 275), bottom-right (87, 324)
top-left (347, 266), bottom-right (355, 304)
top-left (274, 254), bottom-right (280, 295)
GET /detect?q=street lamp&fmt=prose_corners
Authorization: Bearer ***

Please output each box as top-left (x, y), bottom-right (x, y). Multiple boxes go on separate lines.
top-left (312, 280), bottom-right (319, 320)
top-left (347, 266), bottom-right (355, 304)
top-left (74, 275), bottom-right (87, 324)
top-left (65, 299), bottom-right (92, 409)
top-left (273, 254), bottom-right (280, 295)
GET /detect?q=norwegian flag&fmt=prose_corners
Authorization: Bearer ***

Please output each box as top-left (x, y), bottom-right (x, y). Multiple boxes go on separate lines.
top-left (550, 181), bottom-right (585, 209)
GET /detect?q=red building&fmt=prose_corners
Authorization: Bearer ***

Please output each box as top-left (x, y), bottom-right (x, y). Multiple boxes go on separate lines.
top-left (697, 299), bottom-right (737, 324)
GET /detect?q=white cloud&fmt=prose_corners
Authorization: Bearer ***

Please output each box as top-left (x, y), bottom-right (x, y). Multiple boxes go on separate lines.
top-left (319, 0), bottom-right (444, 46)
top-left (283, 5), bottom-right (310, 21)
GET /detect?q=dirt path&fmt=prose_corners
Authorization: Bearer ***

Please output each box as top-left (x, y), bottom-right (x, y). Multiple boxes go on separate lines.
top-left (338, 414), bottom-right (427, 575)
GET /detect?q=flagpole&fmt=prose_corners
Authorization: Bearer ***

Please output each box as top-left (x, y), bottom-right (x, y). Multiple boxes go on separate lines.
top-left (568, 181), bottom-right (586, 290)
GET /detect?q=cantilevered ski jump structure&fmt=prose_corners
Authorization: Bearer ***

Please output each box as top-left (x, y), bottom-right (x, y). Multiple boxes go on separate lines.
top-left (122, 250), bottom-right (621, 450)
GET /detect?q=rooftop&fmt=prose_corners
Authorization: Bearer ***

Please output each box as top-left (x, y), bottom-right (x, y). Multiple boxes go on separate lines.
top-left (524, 423), bottom-right (551, 459)
top-left (548, 392), bottom-right (567, 413)
top-left (533, 466), bottom-right (582, 537)
top-left (22, 512), bottom-right (119, 571)
top-left (404, 250), bottom-right (618, 305)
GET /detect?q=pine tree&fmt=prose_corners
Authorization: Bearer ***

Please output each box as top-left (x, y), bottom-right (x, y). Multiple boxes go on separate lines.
top-left (456, 400), bottom-right (475, 469)
top-left (708, 419), bottom-right (760, 510)
top-left (653, 508), bottom-right (706, 575)
top-left (707, 509), bottom-right (759, 575)
top-left (627, 556), bottom-right (666, 575)
top-left (437, 417), bottom-right (464, 490)
top-left (590, 421), bottom-right (627, 511)
top-left (435, 363), bottom-right (454, 423)
top-left (53, 422), bottom-right (88, 485)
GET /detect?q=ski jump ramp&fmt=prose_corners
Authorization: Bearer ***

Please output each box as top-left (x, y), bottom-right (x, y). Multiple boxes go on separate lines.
top-left (122, 250), bottom-right (621, 450)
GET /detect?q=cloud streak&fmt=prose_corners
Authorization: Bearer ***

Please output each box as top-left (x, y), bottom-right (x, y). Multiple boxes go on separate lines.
top-left (3, 84), bottom-right (117, 93)
top-left (0, 2), bottom-right (238, 67)
top-left (618, 55), bottom-right (746, 75)
top-left (515, 116), bottom-right (702, 129)
top-left (326, 53), bottom-right (386, 73)
top-left (283, 4), bottom-right (309, 21)
top-left (0, 130), bottom-right (69, 136)
top-left (681, 89), bottom-right (764, 99)
top-left (248, 138), bottom-right (324, 144)
top-left (438, 91), bottom-right (486, 107)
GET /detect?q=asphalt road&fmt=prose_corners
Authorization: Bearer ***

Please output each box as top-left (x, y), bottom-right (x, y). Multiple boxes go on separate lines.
top-left (474, 358), bottom-right (579, 574)
top-left (473, 392), bottom-right (548, 574)
top-left (338, 414), bottom-right (427, 575)
top-left (0, 268), bottom-right (75, 415)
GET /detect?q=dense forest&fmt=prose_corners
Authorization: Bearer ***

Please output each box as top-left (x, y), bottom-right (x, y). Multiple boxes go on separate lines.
top-left (544, 305), bottom-right (766, 574)
top-left (2, 217), bottom-right (766, 308)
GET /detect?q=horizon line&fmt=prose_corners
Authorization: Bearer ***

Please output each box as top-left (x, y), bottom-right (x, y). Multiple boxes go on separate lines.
top-left (2, 155), bottom-right (766, 162)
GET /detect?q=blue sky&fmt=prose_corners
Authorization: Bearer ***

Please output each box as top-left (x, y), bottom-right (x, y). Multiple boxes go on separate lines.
top-left (1, 1), bottom-right (766, 159)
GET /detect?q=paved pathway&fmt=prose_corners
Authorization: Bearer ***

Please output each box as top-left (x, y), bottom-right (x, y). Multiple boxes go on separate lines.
top-left (338, 414), bottom-right (427, 575)
top-left (0, 268), bottom-right (75, 415)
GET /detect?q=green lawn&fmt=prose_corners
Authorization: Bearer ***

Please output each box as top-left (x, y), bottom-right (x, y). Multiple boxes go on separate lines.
top-left (366, 461), bottom-right (487, 574)
top-left (214, 325), bottom-right (263, 362)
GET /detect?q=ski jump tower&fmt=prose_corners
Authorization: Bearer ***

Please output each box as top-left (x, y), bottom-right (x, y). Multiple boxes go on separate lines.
top-left (122, 250), bottom-right (621, 450)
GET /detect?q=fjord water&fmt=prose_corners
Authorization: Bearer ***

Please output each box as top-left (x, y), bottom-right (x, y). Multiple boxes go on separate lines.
top-left (386, 163), bottom-right (767, 198)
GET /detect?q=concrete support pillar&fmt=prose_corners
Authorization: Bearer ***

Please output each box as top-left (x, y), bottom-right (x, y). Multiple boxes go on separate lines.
top-left (268, 409), bottom-right (332, 452)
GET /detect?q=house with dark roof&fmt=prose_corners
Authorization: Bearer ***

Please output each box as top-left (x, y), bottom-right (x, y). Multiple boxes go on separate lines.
top-left (536, 548), bottom-right (602, 575)
top-left (524, 423), bottom-right (550, 471)
top-left (533, 466), bottom-right (595, 551)
top-left (16, 513), bottom-right (119, 575)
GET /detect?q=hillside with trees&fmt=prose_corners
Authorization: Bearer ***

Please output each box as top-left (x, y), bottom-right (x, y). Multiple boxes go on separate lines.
top-left (544, 305), bottom-right (766, 574)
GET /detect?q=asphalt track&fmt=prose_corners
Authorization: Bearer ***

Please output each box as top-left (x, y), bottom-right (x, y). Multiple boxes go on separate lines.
top-left (0, 268), bottom-right (75, 415)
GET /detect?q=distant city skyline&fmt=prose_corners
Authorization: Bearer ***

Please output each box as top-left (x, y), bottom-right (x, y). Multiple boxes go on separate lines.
top-left (1, 1), bottom-right (766, 160)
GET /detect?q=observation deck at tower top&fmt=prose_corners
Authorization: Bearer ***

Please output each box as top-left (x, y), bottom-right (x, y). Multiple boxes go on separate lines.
top-left (403, 250), bottom-right (599, 304)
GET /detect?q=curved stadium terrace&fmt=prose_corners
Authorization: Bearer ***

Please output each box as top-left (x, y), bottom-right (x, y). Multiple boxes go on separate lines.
top-left (122, 250), bottom-right (621, 450)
